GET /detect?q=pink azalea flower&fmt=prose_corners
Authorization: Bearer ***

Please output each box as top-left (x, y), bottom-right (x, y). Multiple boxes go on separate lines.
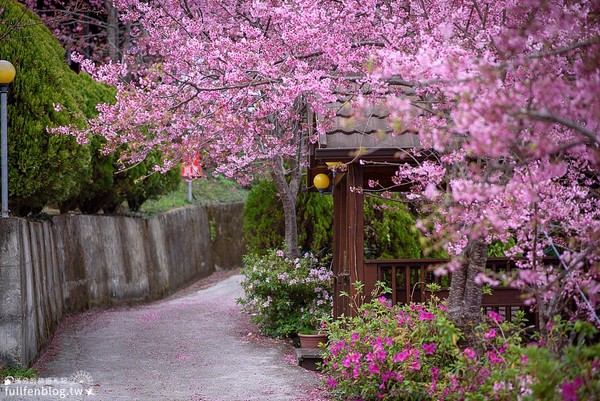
top-left (484, 328), bottom-right (496, 339)
top-left (422, 342), bottom-right (437, 355)
top-left (397, 312), bottom-right (411, 325)
top-left (561, 377), bottom-right (583, 401)
top-left (419, 310), bottom-right (435, 321)
top-left (343, 352), bottom-right (361, 368)
top-left (463, 348), bottom-right (476, 360)
top-left (394, 350), bottom-right (410, 363)
top-left (498, 343), bottom-right (508, 354)
top-left (487, 351), bottom-right (504, 364)
top-left (368, 362), bottom-right (380, 374)
top-left (410, 360), bottom-right (421, 371)
top-left (329, 340), bottom-right (346, 356)
top-left (381, 370), bottom-right (394, 383)
top-left (450, 375), bottom-right (459, 390)
top-left (487, 311), bottom-right (504, 323)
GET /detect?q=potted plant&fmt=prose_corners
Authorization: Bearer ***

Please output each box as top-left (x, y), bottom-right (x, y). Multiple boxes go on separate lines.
top-left (297, 305), bottom-right (332, 348)
top-left (298, 328), bottom-right (329, 348)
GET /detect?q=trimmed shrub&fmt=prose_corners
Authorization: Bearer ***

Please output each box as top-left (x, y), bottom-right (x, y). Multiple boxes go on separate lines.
top-left (363, 196), bottom-right (422, 259)
top-left (242, 181), bottom-right (287, 253)
top-left (2, 1), bottom-right (179, 215)
top-left (297, 186), bottom-right (334, 255)
top-left (1, 1), bottom-right (114, 215)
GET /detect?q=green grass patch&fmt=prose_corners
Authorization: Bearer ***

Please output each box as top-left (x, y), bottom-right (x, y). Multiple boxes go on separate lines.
top-left (0, 365), bottom-right (38, 381)
top-left (140, 175), bottom-right (247, 216)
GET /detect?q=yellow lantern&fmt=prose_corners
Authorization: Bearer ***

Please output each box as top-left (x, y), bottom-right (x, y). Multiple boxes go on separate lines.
top-left (313, 173), bottom-right (330, 195)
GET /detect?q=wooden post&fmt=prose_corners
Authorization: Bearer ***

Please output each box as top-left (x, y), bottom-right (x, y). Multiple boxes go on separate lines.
top-left (332, 163), bottom-right (364, 318)
top-left (346, 164), bottom-right (364, 310)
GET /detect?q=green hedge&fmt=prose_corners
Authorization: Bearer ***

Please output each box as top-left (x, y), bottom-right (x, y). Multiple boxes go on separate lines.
top-left (2, 1), bottom-right (179, 215)
top-left (2, 1), bottom-right (112, 215)
top-left (242, 180), bottom-right (422, 258)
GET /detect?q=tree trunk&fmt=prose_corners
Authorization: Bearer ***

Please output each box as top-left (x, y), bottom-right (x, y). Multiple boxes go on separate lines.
top-left (448, 238), bottom-right (487, 333)
top-left (105, 0), bottom-right (120, 62)
top-left (267, 108), bottom-right (305, 259)
top-left (271, 156), bottom-right (300, 259)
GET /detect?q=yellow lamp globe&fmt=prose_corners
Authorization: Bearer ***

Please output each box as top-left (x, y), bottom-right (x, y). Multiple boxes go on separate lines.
top-left (0, 61), bottom-right (16, 85)
top-left (313, 173), bottom-right (330, 191)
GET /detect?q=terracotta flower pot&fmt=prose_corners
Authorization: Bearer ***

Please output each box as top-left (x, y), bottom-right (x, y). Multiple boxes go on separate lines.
top-left (298, 332), bottom-right (328, 348)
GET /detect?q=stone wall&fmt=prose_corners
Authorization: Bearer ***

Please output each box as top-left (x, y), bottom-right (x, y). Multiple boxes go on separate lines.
top-left (0, 203), bottom-right (245, 365)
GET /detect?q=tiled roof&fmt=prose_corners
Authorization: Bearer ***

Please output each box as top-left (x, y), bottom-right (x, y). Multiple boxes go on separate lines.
top-left (315, 86), bottom-right (421, 151)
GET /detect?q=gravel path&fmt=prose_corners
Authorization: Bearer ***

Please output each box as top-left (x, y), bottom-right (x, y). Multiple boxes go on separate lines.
top-left (21, 273), bottom-right (326, 401)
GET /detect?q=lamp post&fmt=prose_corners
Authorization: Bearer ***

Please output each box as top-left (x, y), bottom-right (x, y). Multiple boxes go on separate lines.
top-left (0, 60), bottom-right (16, 218)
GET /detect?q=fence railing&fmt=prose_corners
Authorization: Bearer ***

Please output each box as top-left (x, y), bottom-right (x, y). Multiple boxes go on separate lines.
top-left (363, 257), bottom-right (559, 327)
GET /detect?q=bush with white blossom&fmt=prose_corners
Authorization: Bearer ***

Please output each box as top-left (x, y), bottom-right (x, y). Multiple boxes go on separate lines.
top-left (237, 249), bottom-right (333, 338)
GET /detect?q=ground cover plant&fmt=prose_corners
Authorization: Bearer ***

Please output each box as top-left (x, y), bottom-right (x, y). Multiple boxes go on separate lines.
top-left (0, 365), bottom-right (38, 381)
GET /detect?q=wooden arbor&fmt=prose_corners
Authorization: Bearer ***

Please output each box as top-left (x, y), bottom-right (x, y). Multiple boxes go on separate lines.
top-left (307, 98), bottom-right (427, 318)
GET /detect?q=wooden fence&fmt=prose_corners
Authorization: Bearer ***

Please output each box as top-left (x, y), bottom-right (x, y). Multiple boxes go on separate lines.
top-left (362, 257), bottom-right (559, 327)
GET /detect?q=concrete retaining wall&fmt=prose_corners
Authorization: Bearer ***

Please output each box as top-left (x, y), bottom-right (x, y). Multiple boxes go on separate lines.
top-left (0, 203), bottom-right (245, 365)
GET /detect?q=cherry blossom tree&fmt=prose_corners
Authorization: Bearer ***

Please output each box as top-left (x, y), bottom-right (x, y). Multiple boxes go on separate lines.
top-left (364, 0), bottom-right (600, 332)
top-left (58, 0), bottom-right (599, 331)
top-left (57, 0), bottom-right (392, 258)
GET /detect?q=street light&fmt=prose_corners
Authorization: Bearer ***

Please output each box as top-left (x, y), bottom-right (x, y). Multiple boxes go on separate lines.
top-left (0, 60), bottom-right (16, 218)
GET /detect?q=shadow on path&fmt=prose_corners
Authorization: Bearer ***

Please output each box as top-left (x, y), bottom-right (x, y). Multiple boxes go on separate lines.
top-left (28, 274), bottom-right (326, 401)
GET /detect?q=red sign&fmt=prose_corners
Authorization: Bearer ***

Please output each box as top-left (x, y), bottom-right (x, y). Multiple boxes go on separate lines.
top-left (181, 154), bottom-right (202, 179)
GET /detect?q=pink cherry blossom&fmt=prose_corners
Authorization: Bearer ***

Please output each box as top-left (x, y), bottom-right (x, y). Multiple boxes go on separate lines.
top-left (51, 0), bottom-right (599, 328)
